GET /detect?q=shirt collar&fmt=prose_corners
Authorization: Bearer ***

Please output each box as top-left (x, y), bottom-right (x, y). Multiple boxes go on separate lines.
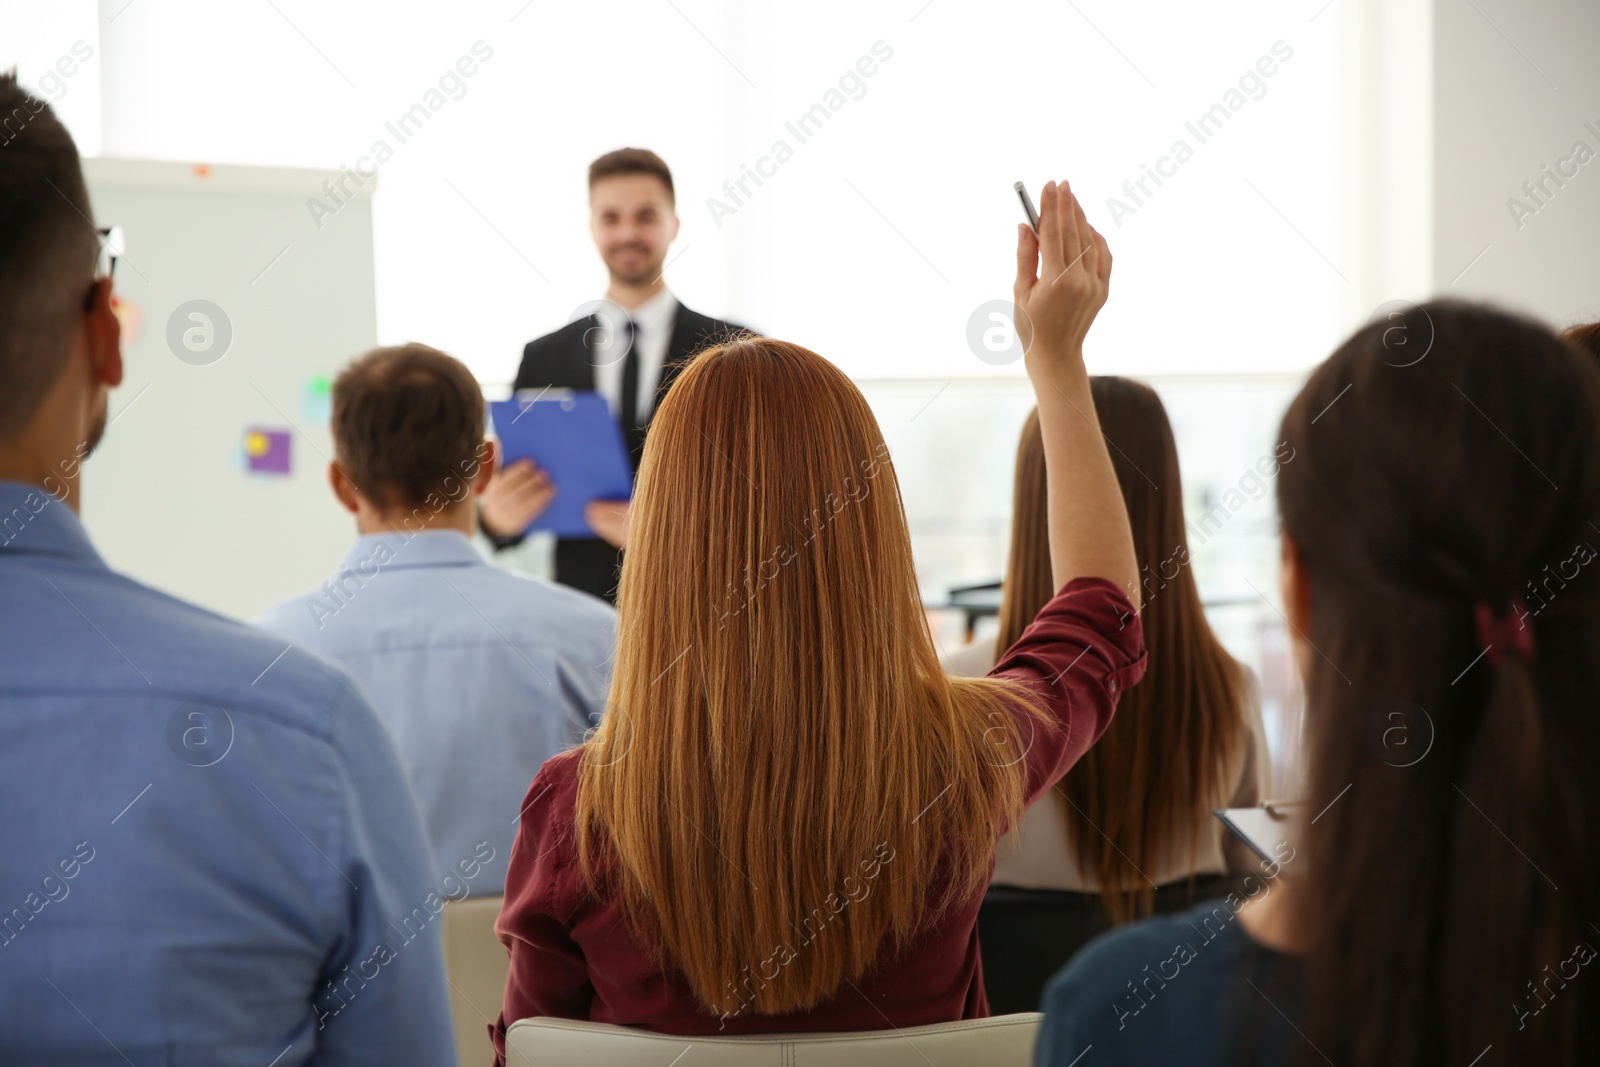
top-left (0, 480), bottom-right (106, 568)
top-left (336, 529), bottom-right (487, 576)
top-left (603, 287), bottom-right (677, 336)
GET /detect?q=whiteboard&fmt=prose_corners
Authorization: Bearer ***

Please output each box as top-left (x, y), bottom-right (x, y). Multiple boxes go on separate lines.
top-left (81, 157), bottom-right (377, 621)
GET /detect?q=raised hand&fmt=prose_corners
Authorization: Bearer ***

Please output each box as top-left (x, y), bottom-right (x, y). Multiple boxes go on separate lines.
top-left (1012, 179), bottom-right (1112, 371)
top-left (1008, 178), bottom-right (1138, 607)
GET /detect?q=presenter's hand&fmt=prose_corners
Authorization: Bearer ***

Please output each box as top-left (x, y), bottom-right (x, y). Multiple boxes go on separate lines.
top-left (584, 500), bottom-right (630, 549)
top-left (1013, 179), bottom-right (1111, 373)
top-left (479, 459), bottom-right (555, 538)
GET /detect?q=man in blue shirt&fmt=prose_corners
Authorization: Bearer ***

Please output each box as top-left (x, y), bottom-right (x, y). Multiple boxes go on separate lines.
top-left (0, 75), bottom-right (456, 1064)
top-left (253, 343), bottom-right (616, 896)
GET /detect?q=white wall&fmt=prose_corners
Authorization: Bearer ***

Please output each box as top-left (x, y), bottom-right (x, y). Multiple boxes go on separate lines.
top-left (0, 0), bottom-right (101, 152)
top-left (1330, 0), bottom-right (1600, 326)
top-left (1336, 0), bottom-right (1433, 320)
top-left (4, 0), bottom-right (1343, 387)
top-left (10, 1), bottom-right (1597, 379)
top-left (1431, 0), bottom-right (1600, 324)
top-left (712, 2), bottom-right (1342, 381)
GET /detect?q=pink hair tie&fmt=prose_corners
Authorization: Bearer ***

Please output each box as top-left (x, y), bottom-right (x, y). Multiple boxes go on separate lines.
top-left (1474, 600), bottom-right (1535, 668)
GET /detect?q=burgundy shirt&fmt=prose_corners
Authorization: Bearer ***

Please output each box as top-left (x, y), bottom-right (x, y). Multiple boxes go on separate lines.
top-left (491, 577), bottom-right (1145, 1061)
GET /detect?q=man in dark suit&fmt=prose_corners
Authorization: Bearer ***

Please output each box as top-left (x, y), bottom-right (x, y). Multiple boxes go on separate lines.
top-left (480, 148), bottom-right (745, 602)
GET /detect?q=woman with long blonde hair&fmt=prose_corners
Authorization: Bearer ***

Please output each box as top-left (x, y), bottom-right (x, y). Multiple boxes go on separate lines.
top-left (492, 180), bottom-right (1144, 1052)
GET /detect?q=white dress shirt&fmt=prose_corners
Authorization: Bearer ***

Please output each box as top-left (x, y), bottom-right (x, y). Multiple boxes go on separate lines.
top-left (591, 287), bottom-right (678, 425)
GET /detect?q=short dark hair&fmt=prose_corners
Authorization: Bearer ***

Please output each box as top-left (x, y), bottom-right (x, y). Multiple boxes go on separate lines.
top-left (588, 148), bottom-right (674, 203)
top-left (331, 344), bottom-right (486, 511)
top-left (0, 71), bottom-right (100, 439)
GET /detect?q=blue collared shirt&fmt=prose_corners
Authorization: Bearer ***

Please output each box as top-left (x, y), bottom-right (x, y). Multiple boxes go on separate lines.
top-left (253, 530), bottom-right (615, 896)
top-left (0, 481), bottom-right (455, 1066)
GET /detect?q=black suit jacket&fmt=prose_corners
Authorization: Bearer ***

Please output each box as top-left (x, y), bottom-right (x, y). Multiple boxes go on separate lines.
top-left (493, 301), bottom-right (747, 602)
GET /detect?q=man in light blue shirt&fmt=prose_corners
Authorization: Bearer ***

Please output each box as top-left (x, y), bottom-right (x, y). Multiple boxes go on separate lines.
top-left (253, 342), bottom-right (616, 896)
top-left (0, 74), bottom-right (455, 1065)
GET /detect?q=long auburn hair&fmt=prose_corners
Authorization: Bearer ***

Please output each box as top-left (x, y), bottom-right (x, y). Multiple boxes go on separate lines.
top-left (576, 338), bottom-right (1040, 1018)
top-left (1564, 319), bottom-right (1600, 359)
top-left (997, 382), bottom-right (1247, 922)
top-left (1277, 301), bottom-right (1600, 1066)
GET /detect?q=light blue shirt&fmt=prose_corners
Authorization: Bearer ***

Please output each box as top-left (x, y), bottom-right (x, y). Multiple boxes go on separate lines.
top-left (0, 481), bottom-right (455, 1066)
top-left (253, 530), bottom-right (616, 896)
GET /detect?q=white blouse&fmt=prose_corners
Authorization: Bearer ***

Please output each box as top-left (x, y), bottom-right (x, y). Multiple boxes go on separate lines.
top-left (942, 634), bottom-right (1271, 892)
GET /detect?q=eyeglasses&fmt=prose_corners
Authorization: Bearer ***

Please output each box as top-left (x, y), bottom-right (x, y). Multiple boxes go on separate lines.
top-left (86, 225), bottom-right (121, 310)
top-left (96, 225), bottom-right (123, 281)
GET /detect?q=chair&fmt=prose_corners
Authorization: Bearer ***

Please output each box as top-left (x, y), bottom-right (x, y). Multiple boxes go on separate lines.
top-left (442, 895), bottom-right (511, 1067)
top-left (932, 579), bottom-right (1004, 642)
top-left (504, 1013), bottom-right (1042, 1066)
top-left (978, 876), bottom-right (1238, 1014)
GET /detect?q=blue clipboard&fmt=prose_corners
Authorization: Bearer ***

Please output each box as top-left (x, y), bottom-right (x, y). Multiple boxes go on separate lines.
top-left (489, 390), bottom-right (633, 538)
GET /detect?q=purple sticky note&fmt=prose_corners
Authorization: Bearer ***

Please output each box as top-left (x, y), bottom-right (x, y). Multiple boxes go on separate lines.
top-left (244, 427), bottom-right (292, 475)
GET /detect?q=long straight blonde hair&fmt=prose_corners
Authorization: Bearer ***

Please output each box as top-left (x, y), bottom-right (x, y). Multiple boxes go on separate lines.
top-left (577, 338), bottom-right (1040, 1018)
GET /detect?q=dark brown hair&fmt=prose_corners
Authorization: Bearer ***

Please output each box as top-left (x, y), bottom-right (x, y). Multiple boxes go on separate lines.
top-left (0, 71), bottom-right (100, 438)
top-left (1278, 301), bottom-right (1600, 1066)
top-left (588, 148), bottom-right (674, 203)
top-left (331, 343), bottom-right (484, 510)
top-left (998, 383), bottom-right (1249, 922)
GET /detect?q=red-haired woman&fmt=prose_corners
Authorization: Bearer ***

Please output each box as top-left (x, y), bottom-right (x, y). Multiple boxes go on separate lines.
top-left (491, 181), bottom-right (1145, 1057)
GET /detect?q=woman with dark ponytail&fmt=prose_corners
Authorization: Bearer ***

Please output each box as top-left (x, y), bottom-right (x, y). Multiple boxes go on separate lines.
top-left (1035, 300), bottom-right (1600, 1066)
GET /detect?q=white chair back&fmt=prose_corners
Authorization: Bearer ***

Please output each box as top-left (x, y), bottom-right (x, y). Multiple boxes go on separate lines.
top-left (442, 895), bottom-right (511, 1067)
top-left (504, 1013), bottom-right (1042, 1066)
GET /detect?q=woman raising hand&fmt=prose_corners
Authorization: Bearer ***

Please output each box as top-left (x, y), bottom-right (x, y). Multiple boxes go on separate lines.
top-left (491, 179), bottom-right (1144, 1056)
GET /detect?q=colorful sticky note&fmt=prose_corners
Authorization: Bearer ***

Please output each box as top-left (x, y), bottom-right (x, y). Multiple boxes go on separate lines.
top-left (109, 295), bottom-right (143, 347)
top-left (244, 427), bottom-right (292, 475)
top-left (302, 376), bottom-right (333, 423)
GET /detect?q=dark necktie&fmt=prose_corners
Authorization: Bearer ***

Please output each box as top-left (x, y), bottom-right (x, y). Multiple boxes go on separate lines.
top-left (617, 317), bottom-right (645, 467)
